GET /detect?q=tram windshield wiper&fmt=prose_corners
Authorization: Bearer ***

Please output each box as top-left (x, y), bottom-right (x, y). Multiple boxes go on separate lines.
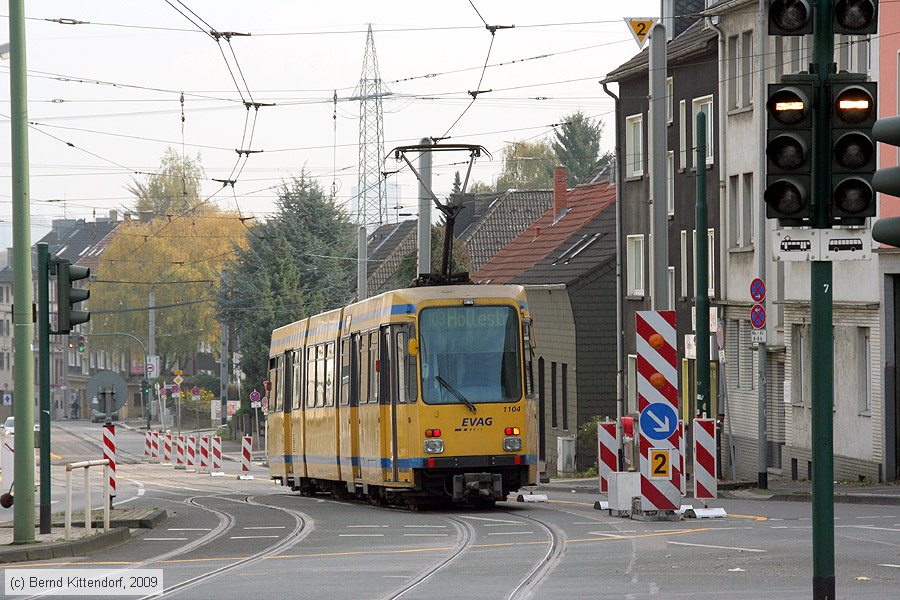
top-left (436, 375), bottom-right (477, 413)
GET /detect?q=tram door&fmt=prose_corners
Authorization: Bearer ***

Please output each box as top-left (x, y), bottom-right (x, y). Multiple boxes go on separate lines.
top-left (382, 326), bottom-right (399, 483)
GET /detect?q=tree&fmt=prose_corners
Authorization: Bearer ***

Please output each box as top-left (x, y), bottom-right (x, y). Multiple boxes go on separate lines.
top-left (451, 171), bottom-right (463, 196)
top-left (493, 140), bottom-right (556, 192)
top-left (218, 172), bottom-right (356, 391)
top-left (127, 148), bottom-right (205, 216)
top-left (552, 111), bottom-right (611, 186)
top-left (395, 225), bottom-right (473, 286)
top-left (92, 205), bottom-right (248, 371)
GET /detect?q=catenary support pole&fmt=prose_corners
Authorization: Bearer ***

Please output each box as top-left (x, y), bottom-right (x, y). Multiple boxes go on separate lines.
top-left (756, 0), bottom-right (769, 491)
top-left (219, 270), bottom-right (228, 425)
top-left (10, 0), bottom-right (36, 544)
top-left (811, 2), bottom-right (835, 598)
top-left (417, 138), bottom-right (432, 277)
top-left (648, 22), bottom-right (668, 310)
top-left (695, 113), bottom-right (710, 418)
top-left (38, 243), bottom-right (51, 534)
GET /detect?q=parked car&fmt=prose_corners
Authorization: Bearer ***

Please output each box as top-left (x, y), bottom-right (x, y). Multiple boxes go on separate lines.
top-left (1, 417), bottom-right (39, 436)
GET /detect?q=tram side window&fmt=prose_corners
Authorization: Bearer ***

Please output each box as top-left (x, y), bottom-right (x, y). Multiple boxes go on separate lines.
top-left (368, 332), bottom-right (379, 404)
top-left (306, 347), bottom-right (316, 408)
top-left (274, 355), bottom-right (285, 412)
top-left (339, 338), bottom-right (350, 406)
top-left (523, 320), bottom-right (535, 399)
top-left (359, 335), bottom-right (369, 404)
top-left (292, 350), bottom-right (303, 410)
top-left (325, 342), bottom-right (335, 407)
top-left (268, 358), bottom-right (280, 413)
top-left (396, 328), bottom-right (418, 404)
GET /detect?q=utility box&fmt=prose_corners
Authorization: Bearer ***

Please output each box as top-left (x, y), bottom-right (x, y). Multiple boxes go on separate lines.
top-left (556, 435), bottom-right (576, 477)
top-left (608, 471), bottom-right (641, 512)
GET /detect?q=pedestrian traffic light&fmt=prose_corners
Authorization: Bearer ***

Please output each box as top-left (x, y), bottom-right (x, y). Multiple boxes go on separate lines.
top-left (765, 78), bottom-right (814, 225)
top-left (833, 0), bottom-right (878, 35)
top-left (872, 115), bottom-right (900, 247)
top-left (768, 0), bottom-right (812, 36)
top-left (830, 77), bottom-right (877, 225)
top-left (77, 335), bottom-right (85, 353)
top-left (55, 258), bottom-right (90, 334)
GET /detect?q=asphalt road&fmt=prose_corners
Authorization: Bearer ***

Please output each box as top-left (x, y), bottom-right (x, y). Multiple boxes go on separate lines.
top-left (3, 423), bottom-right (898, 599)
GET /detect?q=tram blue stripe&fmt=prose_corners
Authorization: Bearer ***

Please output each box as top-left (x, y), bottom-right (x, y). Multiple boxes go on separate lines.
top-left (274, 454), bottom-right (537, 468)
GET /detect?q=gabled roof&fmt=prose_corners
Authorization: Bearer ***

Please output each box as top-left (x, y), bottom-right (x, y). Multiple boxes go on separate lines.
top-left (366, 220), bottom-right (417, 293)
top-left (36, 218), bottom-right (120, 271)
top-left (460, 190), bottom-right (552, 273)
top-left (514, 202), bottom-right (617, 286)
top-left (603, 21), bottom-right (717, 83)
top-left (472, 181), bottom-right (616, 284)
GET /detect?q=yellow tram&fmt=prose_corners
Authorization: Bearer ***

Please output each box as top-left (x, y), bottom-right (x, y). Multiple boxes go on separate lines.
top-left (266, 284), bottom-right (537, 505)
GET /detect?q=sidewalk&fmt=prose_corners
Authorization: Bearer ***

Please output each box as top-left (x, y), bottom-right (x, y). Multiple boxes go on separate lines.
top-left (535, 475), bottom-right (900, 506)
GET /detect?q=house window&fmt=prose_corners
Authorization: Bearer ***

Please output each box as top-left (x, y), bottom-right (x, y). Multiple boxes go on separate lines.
top-left (728, 175), bottom-right (740, 248)
top-left (667, 266), bottom-right (675, 310)
top-left (667, 150), bottom-right (675, 216)
top-left (743, 173), bottom-right (754, 245)
top-left (561, 363), bottom-right (568, 430)
top-left (692, 96), bottom-right (714, 166)
top-left (625, 114), bottom-right (644, 177)
top-left (551, 361), bottom-right (558, 429)
top-left (679, 100), bottom-right (687, 169)
top-left (774, 35), bottom-right (784, 77)
top-left (792, 324), bottom-right (811, 406)
top-left (680, 230), bottom-right (688, 298)
top-left (858, 328), bottom-right (871, 413)
top-left (707, 229), bottom-right (715, 298)
top-left (627, 235), bottom-right (645, 296)
top-left (741, 31), bottom-right (752, 106)
top-left (727, 35), bottom-right (738, 109)
top-left (666, 77), bottom-right (674, 124)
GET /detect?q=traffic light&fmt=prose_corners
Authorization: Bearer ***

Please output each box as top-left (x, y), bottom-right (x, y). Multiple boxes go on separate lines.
top-left (830, 77), bottom-right (877, 225)
top-left (768, 0), bottom-right (812, 35)
top-left (765, 78), bottom-right (814, 225)
top-left (77, 335), bottom-right (85, 353)
top-left (141, 379), bottom-right (151, 395)
top-left (55, 259), bottom-right (90, 334)
top-left (872, 116), bottom-right (900, 247)
top-left (67, 336), bottom-right (75, 349)
top-left (833, 0), bottom-right (878, 35)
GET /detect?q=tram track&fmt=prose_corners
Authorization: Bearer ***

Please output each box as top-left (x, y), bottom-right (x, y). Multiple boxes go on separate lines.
top-left (503, 510), bottom-right (567, 600)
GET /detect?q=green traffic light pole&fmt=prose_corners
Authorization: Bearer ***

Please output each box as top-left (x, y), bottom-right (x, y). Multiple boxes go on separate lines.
top-left (695, 111), bottom-right (710, 418)
top-left (37, 245), bottom-right (52, 534)
top-left (83, 333), bottom-right (149, 426)
top-left (811, 2), bottom-right (835, 598)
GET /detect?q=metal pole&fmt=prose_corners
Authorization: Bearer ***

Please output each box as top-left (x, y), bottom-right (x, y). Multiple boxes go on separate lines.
top-left (417, 138), bottom-right (432, 277)
top-left (695, 112), bottom-right (710, 418)
top-left (10, 0), bottom-right (36, 544)
top-left (65, 469), bottom-right (72, 540)
top-left (38, 244), bottom-right (51, 534)
top-left (811, 2), bottom-right (835, 598)
top-left (83, 467), bottom-right (91, 537)
top-left (149, 290), bottom-right (156, 427)
top-left (358, 226), bottom-right (368, 300)
top-left (756, 0), bottom-right (769, 491)
top-left (220, 270), bottom-right (228, 426)
top-left (648, 22), bottom-right (668, 309)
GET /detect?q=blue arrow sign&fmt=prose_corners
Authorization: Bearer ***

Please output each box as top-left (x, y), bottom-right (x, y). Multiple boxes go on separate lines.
top-left (639, 403), bottom-right (678, 441)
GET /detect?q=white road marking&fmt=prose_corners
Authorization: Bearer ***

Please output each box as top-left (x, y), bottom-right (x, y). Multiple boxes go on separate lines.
top-left (403, 525), bottom-right (447, 528)
top-left (382, 576), bottom-right (409, 578)
top-left (168, 528), bottom-right (212, 531)
top-left (483, 523), bottom-right (528, 527)
top-left (668, 541), bottom-right (766, 553)
top-left (347, 525), bottom-right (389, 528)
top-left (487, 531), bottom-right (534, 536)
top-left (144, 537), bottom-right (188, 541)
top-left (877, 564), bottom-right (900, 569)
top-left (339, 534), bottom-right (384, 537)
top-left (459, 515), bottom-right (523, 524)
top-left (856, 515), bottom-right (895, 519)
top-left (858, 526), bottom-right (900, 532)
top-left (403, 533), bottom-right (449, 537)
top-left (571, 521), bottom-right (602, 525)
top-left (244, 526), bottom-right (287, 530)
top-left (230, 535), bottom-right (280, 539)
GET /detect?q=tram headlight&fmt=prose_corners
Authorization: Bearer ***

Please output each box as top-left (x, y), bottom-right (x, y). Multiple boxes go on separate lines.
top-left (502, 437), bottom-right (523, 452)
top-left (424, 439), bottom-right (445, 454)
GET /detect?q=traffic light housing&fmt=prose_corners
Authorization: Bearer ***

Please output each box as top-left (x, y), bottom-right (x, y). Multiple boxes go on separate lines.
top-left (768, 1), bottom-right (876, 36)
top-left (765, 78), bottom-right (814, 225)
top-left (872, 116), bottom-right (900, 247)
top-left (833, 0), bottom-right (878, 35)
top-left (77, 335), bottom-right (85, 353)
top-left (830, 77), bottom-right (877, 225)
top-left (768, 0), bottom-right (812, 35)
top-left (55, 259), bottom-right (90, 334)
top-left (141, 379), bottom-right (151, 395)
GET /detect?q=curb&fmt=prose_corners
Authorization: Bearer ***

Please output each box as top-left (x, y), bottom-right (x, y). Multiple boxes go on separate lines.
top-left (0, 528), bottom-right (131, 564)
top-left (53, 509), bottom-right (168, 530)
top-left (765, 493), bottom-right (900, 507)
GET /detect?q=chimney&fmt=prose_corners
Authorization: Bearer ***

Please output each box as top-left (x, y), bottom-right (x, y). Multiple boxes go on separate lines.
top-left (109, 209), bottom-right (118, 222)
top-left (553, 166), bottom-right (568, 219)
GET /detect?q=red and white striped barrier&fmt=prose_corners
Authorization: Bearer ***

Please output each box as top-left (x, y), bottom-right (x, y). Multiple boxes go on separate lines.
top-left (198, 436), bottom-right (210, 474)
top-left (102, 425), bottom-right (116, 498)
top-left (693, 418), bottom-right (718, 501)
top-left (150, 430), bottom-right (160, 463)
top-left (210, 436), bottom-right (224, 476)
top-left (678, 420), bottom-right (686, 497)
top-left (597, 421), bottom-right (618, 494)
top-left (185, 435), bottom-right (196, 471)
top-left (175, 435), bottom-right (186, 470)
top-left (143, 431), bottom-right (152, 461)
top-left (636, 310), bottom-right (681, 512)
top-left (162, 432), bottom-right (172, 464)
top-left (238, 435), bottom-right (254, 480)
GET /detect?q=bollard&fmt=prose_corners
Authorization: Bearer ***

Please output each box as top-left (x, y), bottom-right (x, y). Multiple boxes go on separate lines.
top-left (238, 435), bottom-right (254, 480)
top-left (211, 436), bottom-right (224, 476)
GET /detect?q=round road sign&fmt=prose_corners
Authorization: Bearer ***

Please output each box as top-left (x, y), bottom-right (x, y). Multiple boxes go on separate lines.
top-left (750, 304), bottom-right (767, 330)
top-left (249, 389), bottom-right (261, 403)
top-left (750, 278), bottom-right (766, 303)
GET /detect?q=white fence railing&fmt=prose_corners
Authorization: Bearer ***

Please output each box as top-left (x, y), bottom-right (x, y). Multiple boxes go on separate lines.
top-left (65, 459), bottom-right (110, 541)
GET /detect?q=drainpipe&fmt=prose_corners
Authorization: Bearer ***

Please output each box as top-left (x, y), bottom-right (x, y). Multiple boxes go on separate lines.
top-left (601, 81), bottom-right (625, 442)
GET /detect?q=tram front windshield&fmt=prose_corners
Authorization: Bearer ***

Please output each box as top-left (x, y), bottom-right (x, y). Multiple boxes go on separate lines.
top-left (418, 305), bottom-right (522, 405)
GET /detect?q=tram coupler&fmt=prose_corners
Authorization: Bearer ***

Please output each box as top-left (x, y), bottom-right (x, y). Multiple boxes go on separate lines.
top-left (452, 473), bottom-right (503, 500)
